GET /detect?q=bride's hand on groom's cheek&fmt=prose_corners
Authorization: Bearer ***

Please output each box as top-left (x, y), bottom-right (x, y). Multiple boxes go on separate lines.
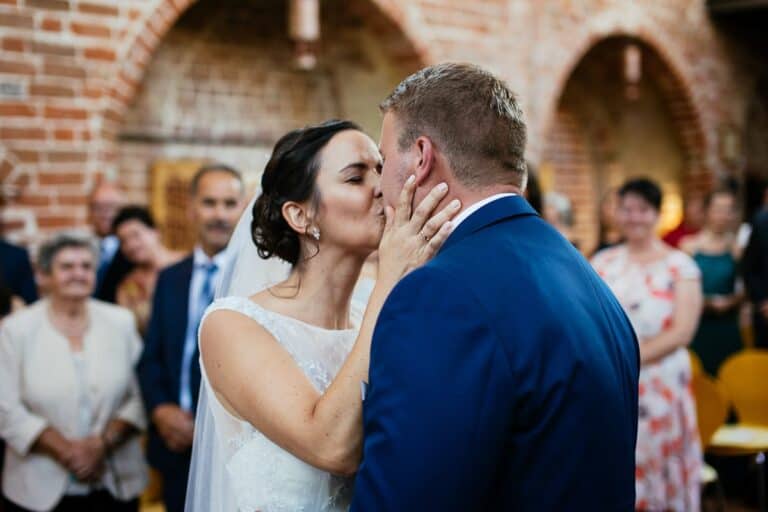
top-left (377, 175), bottom-right (461, 285)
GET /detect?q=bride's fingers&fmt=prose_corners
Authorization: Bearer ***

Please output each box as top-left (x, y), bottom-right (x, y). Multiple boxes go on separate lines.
top-left (422, 221), bottom-right (453, 259)
top-left (419, 199), bottom-right (461, 240)
top-left (383, 205), bottom-right (395, 233)
top-left (410, 182), bottom-right (449, 232)
top-left (395, 175), bottom-right (416, 226)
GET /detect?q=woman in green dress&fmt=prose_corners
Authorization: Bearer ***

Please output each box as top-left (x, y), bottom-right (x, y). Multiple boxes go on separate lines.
top-left (681, 188), bottom-right (743, 376)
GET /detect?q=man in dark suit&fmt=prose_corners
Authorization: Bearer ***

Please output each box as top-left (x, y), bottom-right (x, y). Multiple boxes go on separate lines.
top-left (351, 63), bottom-right (639, 511)
top-left (744, 206), bottom-right (768, 348)
top-left (0, 238), bottom-right (38, 309)
top-left (138, 164), bottom-right (245, 512)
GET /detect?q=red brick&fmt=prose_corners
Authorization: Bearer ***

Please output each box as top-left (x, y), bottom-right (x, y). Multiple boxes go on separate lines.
top-left (0, 159), bottom-right (12, 181)
top-left (78, 2), bottom-right (119, 16)
top-left (2, 37), bottom-right (26, 52)
top-left (37, 215), bottom-right (78, 229)
top-left (71, 22), bottom-right (111, 38)
top-left (0, 0), bottom-right (18, 5)
top-left (44, 106), bottom-right (88, 120)
top-left (14, 151), bottom-right (40, 163)
top-left (0, 59), bottom-right (35, 75)
top-left (83, 87), bottom-right (102, 99)
top-left (30, 41), bottom-right (76, 57)
top-left (46, 151), bottom-right (87, 163)
top-left (83, 47), bottom-right (116, 61)
top-left (0, 127), bottom-right (46, 139)
top-left (0, 12), bottom-right (34, 29)
top-left (38, 172), bottom-right (85, 186)
top-left (29, 83), bottom-right (75, 97)
top-left (25, 0), bottom-right (69, 10)
top-left (42, 61), bottom-right (86, 78)
top-left (0, 103), bottom-right (35, 116)
top-left (58, 194), bottom-right (88, 206)
top-left (53, 128), bottom-right (75, 140)
top-left (40, 18), bottom-right (62, 32)
top-left (0, 220), bottom-right (25, 232)
top-left (14, 194), bottom-right (52, 207)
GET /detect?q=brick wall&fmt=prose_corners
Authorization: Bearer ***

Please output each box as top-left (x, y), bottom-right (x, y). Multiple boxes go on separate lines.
top-left (0, 0), bottom-right (760, 247)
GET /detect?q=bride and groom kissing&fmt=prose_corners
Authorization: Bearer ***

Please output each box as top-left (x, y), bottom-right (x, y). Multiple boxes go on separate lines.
top-left (185, 63), bottom-right (640, 511)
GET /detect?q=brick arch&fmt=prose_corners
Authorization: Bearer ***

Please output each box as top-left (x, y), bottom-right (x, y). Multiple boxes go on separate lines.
top-left (542, 32), bottom-right (710, 189)
top-left (97, 0), bottom-right (432, 144)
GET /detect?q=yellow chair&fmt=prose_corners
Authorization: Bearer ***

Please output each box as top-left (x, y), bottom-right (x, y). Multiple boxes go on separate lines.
top-left (711, 349), bottom-right (768, 511)
top-left (691, 372), bottom-right (728, 508)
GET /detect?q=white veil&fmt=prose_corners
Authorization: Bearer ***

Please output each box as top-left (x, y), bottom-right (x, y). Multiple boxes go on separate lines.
top-left (184, 193), bottom-right (289, 511)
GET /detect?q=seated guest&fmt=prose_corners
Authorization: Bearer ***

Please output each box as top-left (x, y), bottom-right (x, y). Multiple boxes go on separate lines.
top-left (113, 207), bottom-right (183, 336)
top-left (0, 231), bottom-right (147, 512)
top-left (544, 191), bottom-right (578, 248)
top-left (681, 188), bottom-right (743, 375)
top-left (592, 178), bottom-right (703, 511)
top-left (0, 238), bottom-right (38, 306)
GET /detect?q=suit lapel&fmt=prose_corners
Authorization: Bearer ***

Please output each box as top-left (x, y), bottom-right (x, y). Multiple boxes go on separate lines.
top-left (440, 195), bottom-right (538, 253)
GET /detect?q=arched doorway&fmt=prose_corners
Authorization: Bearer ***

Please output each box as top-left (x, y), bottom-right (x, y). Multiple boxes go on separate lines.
top-left (114, 0), bottom-right (424, 249)
top-left (540, 36), bottom-right (708, 254)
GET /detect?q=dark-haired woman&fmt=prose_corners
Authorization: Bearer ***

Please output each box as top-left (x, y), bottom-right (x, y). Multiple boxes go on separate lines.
top-left (592, 178), bottom-right (703, 511)
top-left (113, 206), bottom-right (183, 335)
top-left (185, 120), bottom-right (459, 511)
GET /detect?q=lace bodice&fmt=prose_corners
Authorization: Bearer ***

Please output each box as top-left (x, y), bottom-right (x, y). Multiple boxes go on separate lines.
top-left (195, 296), bottom-right (357, 511)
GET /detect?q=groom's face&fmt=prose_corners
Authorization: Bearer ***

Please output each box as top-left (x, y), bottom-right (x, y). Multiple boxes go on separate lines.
top-left (379, 112), bottom-right (416, 209)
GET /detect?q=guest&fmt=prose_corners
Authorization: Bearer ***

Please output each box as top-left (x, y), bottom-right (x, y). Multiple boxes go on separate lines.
top-left (0, 232), bottom-right (147, 512)
top-left (663, 191), bottom-right (704, 248)
top-left (0, 238), bottom-right (38, 306)
top-left (523, 162), bottom-right (543, 214)
top-left (592, 178), bottom-right (703, 511)
top-left (544, 191), bottom-right (577, 247)
top-left (593, 188), bottom-right (623, 255)
top-left (743, 195), bottom-right (768, 348)
top-left (681, 188), bottom-right (743, 375)
top-left (88, 180), bottom-right (124, 291)
top-left (113, 207), bottom-right (183, 336)
top-left (137, 164), bottom-right (244, 512)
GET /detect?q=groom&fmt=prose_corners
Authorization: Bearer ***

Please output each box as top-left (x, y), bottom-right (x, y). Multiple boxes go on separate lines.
top-left (351, 63), bottom-right (640, 510)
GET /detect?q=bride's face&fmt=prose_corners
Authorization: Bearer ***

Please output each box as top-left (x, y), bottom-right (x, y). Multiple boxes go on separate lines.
top-left (312, 130), bottom-right (385, 256)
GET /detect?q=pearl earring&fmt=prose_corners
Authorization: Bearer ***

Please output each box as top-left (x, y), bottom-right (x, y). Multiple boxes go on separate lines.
top-left (310, 227), bottom-right (320, 241)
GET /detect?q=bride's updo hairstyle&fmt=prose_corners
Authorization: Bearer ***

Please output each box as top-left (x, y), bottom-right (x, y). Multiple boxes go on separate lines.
top-left (252, 119), bottom-right (362, 266)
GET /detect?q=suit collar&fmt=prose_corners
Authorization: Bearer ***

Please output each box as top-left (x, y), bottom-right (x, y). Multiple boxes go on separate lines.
top-left (440, 195), bottom-right (538, 253)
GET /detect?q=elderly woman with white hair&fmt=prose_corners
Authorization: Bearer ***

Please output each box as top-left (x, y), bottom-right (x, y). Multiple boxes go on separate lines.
top-left (0, 231), bottom-right (147, 512)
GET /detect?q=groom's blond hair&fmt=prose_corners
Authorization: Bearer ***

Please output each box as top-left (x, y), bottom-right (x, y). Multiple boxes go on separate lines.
top-left (380, 62), bottom-right (527, 189)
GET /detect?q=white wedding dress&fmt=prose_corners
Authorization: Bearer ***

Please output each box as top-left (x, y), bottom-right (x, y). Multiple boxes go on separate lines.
top-left (185, 193), bottom-right (371, 511)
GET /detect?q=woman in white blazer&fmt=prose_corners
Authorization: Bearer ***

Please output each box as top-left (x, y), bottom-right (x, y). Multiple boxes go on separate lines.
top-left (0, 232), bottom-right (147, 512)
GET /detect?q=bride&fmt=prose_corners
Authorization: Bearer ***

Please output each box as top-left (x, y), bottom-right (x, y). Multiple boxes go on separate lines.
top-left (185, 120), bottom-right (459, 511)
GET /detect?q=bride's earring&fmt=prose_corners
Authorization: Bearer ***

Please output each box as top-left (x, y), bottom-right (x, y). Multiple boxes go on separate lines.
top-left (310, 226), bottom-right (321, 241)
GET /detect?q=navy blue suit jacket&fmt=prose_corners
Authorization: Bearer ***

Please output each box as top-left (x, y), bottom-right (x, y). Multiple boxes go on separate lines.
top-left (137, 255), bottom-right (197, 472)
top-left (351, 196), bottom-right (639, 511)
top-left (0, 239), bottom-right (38, 305)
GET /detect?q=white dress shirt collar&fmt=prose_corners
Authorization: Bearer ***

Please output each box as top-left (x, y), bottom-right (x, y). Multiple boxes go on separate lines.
top-left (450, 193), bottom-right (517, 232)
top-left (192, 245), bottom-right (230, 269)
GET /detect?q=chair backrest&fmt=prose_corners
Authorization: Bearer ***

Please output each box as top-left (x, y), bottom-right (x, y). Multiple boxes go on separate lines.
top-left (691, 372), bottom-right (729, 447)
top-left (718, 349), bottom-right (768, 425)
top-left (689, 349), bottom-right (704, 377)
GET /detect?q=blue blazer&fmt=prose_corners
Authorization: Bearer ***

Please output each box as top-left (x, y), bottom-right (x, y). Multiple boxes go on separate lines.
top-left (0, 239), bottom-right (38, 305)
top-left (137, 255), bottom-right (196, 472)
top-left (351, 196), bottom-right (639, 511)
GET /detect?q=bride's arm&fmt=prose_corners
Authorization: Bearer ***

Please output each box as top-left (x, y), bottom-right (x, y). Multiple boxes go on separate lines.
top-left (201, 178), bottom-right (459, 475)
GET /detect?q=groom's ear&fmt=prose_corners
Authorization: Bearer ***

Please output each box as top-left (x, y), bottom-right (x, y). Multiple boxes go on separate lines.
top-left (282, 201), bottom-right (310, 236)
top-left (413, 136), bottom-right (435, 186)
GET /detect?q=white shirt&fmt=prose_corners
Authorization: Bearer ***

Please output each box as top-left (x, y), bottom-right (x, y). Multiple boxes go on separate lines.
top-left (179, 246), bottom-right (231, 411)
top-left (450, 193), bottom-right (517, 232)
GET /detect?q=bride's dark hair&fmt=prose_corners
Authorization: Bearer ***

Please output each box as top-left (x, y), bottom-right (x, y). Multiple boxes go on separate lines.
top-left (252, 119), bottom-right (362, 265)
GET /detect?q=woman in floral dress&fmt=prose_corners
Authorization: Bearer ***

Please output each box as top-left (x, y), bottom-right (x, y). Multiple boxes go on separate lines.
top-left (592, 178), bottom-right (703, 511)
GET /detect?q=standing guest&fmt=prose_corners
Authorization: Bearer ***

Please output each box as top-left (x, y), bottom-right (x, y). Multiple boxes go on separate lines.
top-left (543, 191), bottom-right (578, 248)
top-left (137, 164), bottom-right (245, 512)
top-left (88, 180), bottom-right (124, 290)
top-left (593, 188), bottom-right (623, 255)
top-left (663, 191), bottom-right (705, 248)
top-left (681, 188), bottom-right (743, 375)
top-left (0, 239), bottom-right (38, 306)
top-left (0, 232), bottom-right (147, 512)
top-left (743, 195), bottom-right (768, 348)
top-left (592, 178), bottom-right (703, 511)
top-left (113, 207), bottom-right (183, 336)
